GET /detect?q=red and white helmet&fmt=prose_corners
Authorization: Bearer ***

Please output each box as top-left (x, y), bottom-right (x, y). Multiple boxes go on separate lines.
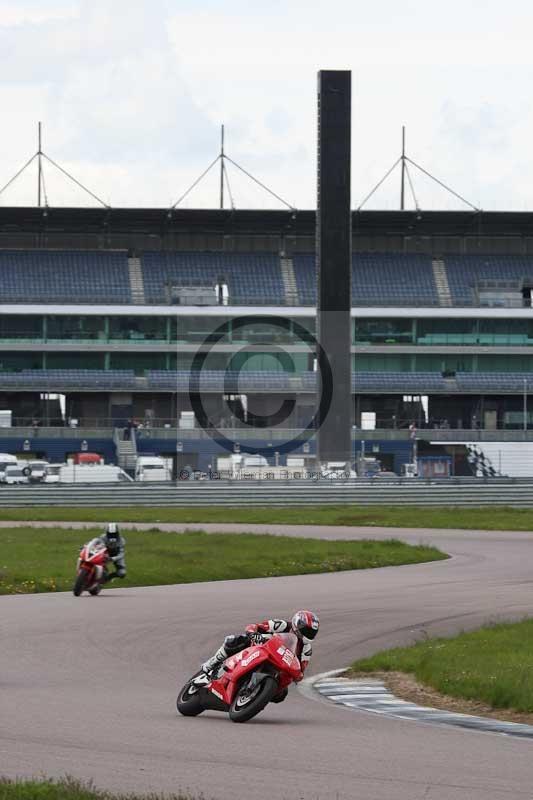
top-left (291, 610), bottom-right (320, 640)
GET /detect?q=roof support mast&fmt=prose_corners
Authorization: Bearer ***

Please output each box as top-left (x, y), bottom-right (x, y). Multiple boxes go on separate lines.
top-left (357, 127), bottom-right (480, 212)
top-left (0, 121), bottom-right (109, 208)
top-left (400, 126), bottom-right (405, 211)
top-left (169, 127), bottom-right (295, 211)
top-left (37, 122), bottom-right (42, 207)
top-left (220, 124), bottom-right (225, 209)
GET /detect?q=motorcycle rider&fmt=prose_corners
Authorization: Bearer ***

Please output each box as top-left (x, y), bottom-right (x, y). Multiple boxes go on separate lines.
top-left (201, 610), bottom-right (319, 682)
top-left (100, 522), bottom-right (127, 582)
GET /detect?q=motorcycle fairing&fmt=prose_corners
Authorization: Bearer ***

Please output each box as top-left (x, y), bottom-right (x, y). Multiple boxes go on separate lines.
top-left (77, 538), bottom-right (108, 592)
top-left (209, 634), bottom-right (302, 706)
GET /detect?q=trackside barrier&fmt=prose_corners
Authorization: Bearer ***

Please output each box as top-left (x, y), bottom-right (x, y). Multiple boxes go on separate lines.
top-left (2, 480), bottom-right (533, 506)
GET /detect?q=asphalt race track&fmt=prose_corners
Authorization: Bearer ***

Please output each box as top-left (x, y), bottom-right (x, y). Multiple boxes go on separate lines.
top-left (2, 523), bottom-right (533, 800)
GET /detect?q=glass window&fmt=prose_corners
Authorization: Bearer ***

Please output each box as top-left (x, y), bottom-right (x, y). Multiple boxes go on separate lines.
top-left (47, 316), bottom-right (103, 341)
top-left (47, 353), bottom-right (105, 369)
top-left (0, 353), bottom-right (41, 371)
top-left (229, 351), bottom-right (306, 373)
top-left (354, 318), bottom-right (413, 345)
top-left (0, 315), bottom-right (42, 340)
top-left (478, 319), bottom-right (530, 345)
top-left (417, 318), bottom-right (476, 345)
top-left (109, 316), bottom-right (168, 342)
top-left (175, 315), bottom-right (230, 344)
top-left (110, 353), bottom-right (166, 371)
top-left (415, 355), bottom-right (473, 372)
top-left (230, 317), bottom-right (293, 345)
top-left (477, 355), bottom-right (533, 372)
top-left (175, 315), bottom-right (314, 346)
top-left (294, 317), bottom-right (315, 344)
top-left (354, 355), bottom-right (412, 372)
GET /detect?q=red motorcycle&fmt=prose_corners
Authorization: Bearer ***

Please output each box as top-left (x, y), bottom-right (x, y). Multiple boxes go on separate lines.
top-left (73, 537), bottom-right (109, 597)
top-left (177, 632), bottom-right (303, 723)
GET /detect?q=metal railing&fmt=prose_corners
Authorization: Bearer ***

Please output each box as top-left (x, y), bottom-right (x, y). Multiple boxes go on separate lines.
top-left (2, 479), bottom-right (533, 506)
top-left (0, 296), bottom-right (532, 309)
top-left (3, 424), bottom-right (533, 442)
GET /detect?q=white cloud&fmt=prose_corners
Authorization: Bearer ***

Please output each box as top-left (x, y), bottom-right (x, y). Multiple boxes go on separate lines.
top-left (0, 1), bottom-right (79, 27)
top-left (1, 0), bottom-right (533, 209)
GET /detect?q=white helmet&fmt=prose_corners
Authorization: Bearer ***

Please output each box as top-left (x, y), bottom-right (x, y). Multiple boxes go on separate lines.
top-left (105, 522), bottom-right (120, 542)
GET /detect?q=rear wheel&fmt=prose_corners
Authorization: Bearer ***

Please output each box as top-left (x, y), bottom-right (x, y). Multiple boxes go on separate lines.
top-left (89, 584), bottom-right (102, 596)
top-left (73, 572), bottom-right (88, 597)
top-left (176, 681), bottom-right (204, 717)
top-left (229, 675), bottom-right (278, 723)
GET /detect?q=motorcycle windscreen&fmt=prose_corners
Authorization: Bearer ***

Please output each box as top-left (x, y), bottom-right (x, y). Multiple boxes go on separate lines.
top-left (86, 537), bottom-right (106, 556)
top-left (275, 631), bottom-right (299, 655)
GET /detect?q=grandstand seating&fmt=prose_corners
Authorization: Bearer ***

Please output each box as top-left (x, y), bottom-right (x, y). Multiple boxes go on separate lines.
top-left (0, 368), bottom-right (530, 394)
top-left (3, 248), bottom-right (533, 308)
top-left (352, 372), bottom-right (533, 393)
top-left (293, 253), bottom-right (439, 306)
top-left (0, 370), bottom-right (137, 389)
top-left (445, 256), bottom-right (533, 305)
top-left (0, 250), bottom-right (131, 303)
top-left (292, 252), bottom-right (533, 307)
top-left (148, 370), bottom-right (316, 391)
top-left (141, 252), bottom-right (284, 305)
top-left (353, 372), bottom-right (450, 392)
top-left (417, 333), bottom-right (533, 345)
top-left (456, 372), bottom-right (533, 392)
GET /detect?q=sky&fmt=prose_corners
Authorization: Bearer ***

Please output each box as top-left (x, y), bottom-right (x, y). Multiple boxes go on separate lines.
top-left (1, 0), bottom-right (533, 211)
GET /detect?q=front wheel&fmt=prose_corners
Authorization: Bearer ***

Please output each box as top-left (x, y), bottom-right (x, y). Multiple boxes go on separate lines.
top-left (73, 571), bottom-right (88, 597)
top-left (229, 675), bottom-right (278, 723)
top-left (176, 681), bottom-right (204, 717)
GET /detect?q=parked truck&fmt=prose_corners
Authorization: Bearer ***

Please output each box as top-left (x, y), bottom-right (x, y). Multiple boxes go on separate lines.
top-left (45, 464), bottom-right (132, 483)
top-left (135, 455), bottom-right (171, 482)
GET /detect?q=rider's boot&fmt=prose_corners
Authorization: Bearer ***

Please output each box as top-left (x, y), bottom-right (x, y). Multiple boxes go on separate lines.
top-left (201, 645), bottom-right (228, 675)
top-left (102, 570), bottom-right (122, 583)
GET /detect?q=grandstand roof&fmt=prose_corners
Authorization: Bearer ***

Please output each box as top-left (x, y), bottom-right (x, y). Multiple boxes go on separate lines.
top-left (3, 206), bottom-right (533, 241)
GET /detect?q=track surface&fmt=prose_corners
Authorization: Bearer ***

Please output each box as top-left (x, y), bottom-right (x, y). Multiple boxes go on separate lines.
top-left (2, 523), bottom-right (533, 800)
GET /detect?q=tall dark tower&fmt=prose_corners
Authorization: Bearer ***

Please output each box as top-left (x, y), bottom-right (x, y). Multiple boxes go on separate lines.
top-left (316, 70), bottom-right (352, 465)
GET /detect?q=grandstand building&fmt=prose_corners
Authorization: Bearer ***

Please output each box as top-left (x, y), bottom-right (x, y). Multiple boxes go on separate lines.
top-left (1, 205), bottom-right (533, 475)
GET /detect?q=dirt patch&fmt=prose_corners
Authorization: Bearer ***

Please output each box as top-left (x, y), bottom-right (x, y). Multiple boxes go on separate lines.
top-left (350, 671), bottom-right (533, 726)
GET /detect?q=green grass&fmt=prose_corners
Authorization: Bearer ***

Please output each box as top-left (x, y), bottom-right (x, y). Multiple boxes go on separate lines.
top-left (0, 527), bottom-right (446, 594)
top-left (0, 777), bottom-right (195, 800)
top-left (0, 505), bottom-right (532, 531)
top-left (351, 619), bottom-right (533, 713)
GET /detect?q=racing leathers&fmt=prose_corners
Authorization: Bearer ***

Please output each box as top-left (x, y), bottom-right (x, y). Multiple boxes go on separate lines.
top-left (201, 618), bottom-right (312, 678)
top-left (99, 529), bottom-right (127, 582)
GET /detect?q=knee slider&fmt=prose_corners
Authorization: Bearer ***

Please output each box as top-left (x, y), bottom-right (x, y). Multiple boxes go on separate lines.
top-left (223, 634), bottom-right (249, 655)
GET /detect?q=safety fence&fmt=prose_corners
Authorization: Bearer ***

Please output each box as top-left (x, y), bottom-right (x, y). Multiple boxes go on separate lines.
top-left (2, 478), bottom-right (533, 507)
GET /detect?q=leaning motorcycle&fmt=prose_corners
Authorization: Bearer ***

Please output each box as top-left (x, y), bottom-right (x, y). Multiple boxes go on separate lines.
top-left (73, 538), bottom-right (108, 597)
top-left (177, 633), bottom-right (303, 723)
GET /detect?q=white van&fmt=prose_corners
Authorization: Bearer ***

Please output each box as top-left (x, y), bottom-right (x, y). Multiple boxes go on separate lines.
top-left (3, 464), bottom-right (29, 484)
top-left (321, 462), bottom-right (358, 480)
top-left (0, 453), bottom-right (18, 482)
top-left (135, 456), bottom-right (171, 482)
top-left (57, 464), bottom-right (133, 483)
top-left (24, 460), bottom-right (49, 483)
top-left (44, 464), bottom-right (61, 484)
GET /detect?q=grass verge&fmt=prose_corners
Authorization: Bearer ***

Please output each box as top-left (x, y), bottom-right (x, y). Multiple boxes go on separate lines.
top-left (350, 619), bottom-right (533, 716)
top-left (0, 527), bottom-right (446, 594)
top-left (0, 505), bottom-right (531, 531)
top-left (0, 776), bottom-right (195, 800)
